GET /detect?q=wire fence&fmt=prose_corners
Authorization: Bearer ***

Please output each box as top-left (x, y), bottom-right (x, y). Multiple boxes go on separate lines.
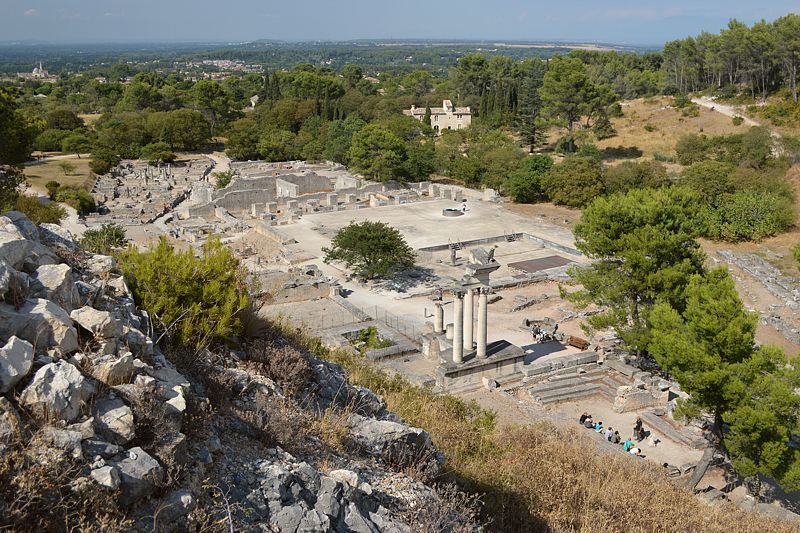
top-left (318, 301), bottom-right (425, 347)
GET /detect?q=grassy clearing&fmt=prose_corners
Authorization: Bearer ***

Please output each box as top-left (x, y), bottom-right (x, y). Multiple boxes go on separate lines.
top-left (23, 157), bottom-right (95, 194)
top-left (272, 321), bottom-right (796, 533)
top-left (596, 97), bottom-right (745, 162)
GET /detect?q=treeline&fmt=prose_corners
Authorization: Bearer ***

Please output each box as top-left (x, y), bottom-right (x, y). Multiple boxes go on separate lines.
top-left (506, 124), bottom-right (794, 242)
top-left (662, 14), bottom-right (800, 101)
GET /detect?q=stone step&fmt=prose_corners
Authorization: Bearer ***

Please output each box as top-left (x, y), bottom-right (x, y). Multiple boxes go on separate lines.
top-left (530, 382), bottom-right (601, 402)
top-left (529, 376), bottom-right (602, 395)
top-left (641, 412), bottom-right (706, 449)
top-left (535, 386), bottom-right (605, 405)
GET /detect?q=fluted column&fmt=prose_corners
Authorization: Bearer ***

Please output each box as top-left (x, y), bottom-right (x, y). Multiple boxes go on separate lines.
top-left (477, 288), bottom-right (488, 359)
top-left (452, 291), bottom-right (464, 364)
top-left (434, 302), bottom-right (444, 333)
top-left (463, 288), bottom-right (474, 351)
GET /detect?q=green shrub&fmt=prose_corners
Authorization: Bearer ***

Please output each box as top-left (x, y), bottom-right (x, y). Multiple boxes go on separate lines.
top-left (793, 243), bottom-right (800, 267)
top-left (118, 236), bottom-right (248, 350)
top-left (90, 147), bottom-right (120, 176)
top-left (603, 161), bottom-right (669, 194)
top-left (732, 115), bottom-right (744, 126)
top-left (673, 94), bottom-right (692, 108)
top-left (644, 123), bottom-right (657, 132)
top-left (540, 156), bottom-right (605, 207)
top-left (705, 191), bottom-right (794, 242)
top-left (139, 141), bottom-right (176, 165)
top-left (45, 180), bottom-right (60, 200)
top-left (675, 133), bottom-right (709, 165)
top-left (89, 158), bottom-right (112, 175)
top-left (653, 152), bottom-right (674, 162)
top-left (503, 154), bottom-right (553, 203)
top-left (80, 223), bottom-right (128, 255)
top-left (13, 195), bottom-right (66, 224)
top-left (54, 186), bottom-right (95, 214)
top-left (213, 169), bottom-right (237, 190)
top-left (33, 129), bottom-right (71, 152)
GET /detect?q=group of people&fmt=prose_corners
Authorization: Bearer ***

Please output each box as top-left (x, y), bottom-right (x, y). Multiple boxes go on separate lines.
top-left (579, 413), bottom-right (646, 457)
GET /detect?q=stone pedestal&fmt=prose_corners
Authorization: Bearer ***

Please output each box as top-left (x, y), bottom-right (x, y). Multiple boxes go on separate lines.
top-left (452, 292), bottom-right (464, 364)
top-left (463, 289), bottom-right (474, 351)
top-left (434, 302), bottom-right (444, 333)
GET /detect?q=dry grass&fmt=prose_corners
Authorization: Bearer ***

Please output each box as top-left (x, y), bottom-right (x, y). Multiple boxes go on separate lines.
top-left (273, 323), bottom-right (799, 533)
top-left (23, 156), bottom-right (95, 194)
top-left (596, 97), bottom-right (746, 162)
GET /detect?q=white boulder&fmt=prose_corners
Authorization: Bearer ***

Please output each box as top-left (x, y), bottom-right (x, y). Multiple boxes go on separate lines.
top-left (0, 298), bottom-right (79, 354)
top-left (95, 397), bottom-right (135, 445)
top-left (0, 336), bottom-right (34, 393)
top-left (33, 264), bottom-right (79, 312)
top-left (20, 360), bottom-right (91, 422)
top-left (70, 306), bottom-right (123, 339)
top-left (86, 255), bottom-right (116, 275)
top-left (91, 352), bottom-right (135, 386)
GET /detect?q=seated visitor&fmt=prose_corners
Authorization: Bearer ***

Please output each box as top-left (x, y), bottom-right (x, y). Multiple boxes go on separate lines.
top-left (579, 412), bottom-right (590, 425)
top-left (594, 421), bottom-right (603, 432)
top-left (604, 427), bottom-right (613, 441)
top-left (623, 438), bottom-right (633, 452)
top-left (612, 431), bottom-right (621, 444)
top-left (583, 416), bottom-right (595, 429)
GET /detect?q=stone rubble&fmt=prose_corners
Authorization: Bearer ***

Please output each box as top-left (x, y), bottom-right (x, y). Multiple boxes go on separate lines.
top-left (0, 211), bottom-right (455, 531)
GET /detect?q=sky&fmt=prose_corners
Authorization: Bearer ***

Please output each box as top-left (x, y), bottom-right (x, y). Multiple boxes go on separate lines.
top-left (1, 0), bottom-right (798, 46)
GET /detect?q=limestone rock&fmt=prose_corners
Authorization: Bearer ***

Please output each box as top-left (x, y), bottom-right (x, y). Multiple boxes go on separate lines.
top-left (347, 413), bottom-right (442, 477)
top-left (92, 352), bottom-right (135, 386)
top-left (20, 360), bottom-right (91, 422)
top-left (71, 306), bottom-right (124, 339)
top-left (315, 476), bottom-right (344, 521)
top-left (0, 298), bottom-right (79, 354)
top-left (344, 502), bottom-right (379, 533)
top-left (0, 230), bottom-right (58, 272)
top-left (107, 276), bottom-right (132, 298)
top-left (110, 447), bottom-right (164, 506)
top-left (82, 438), bottom-right (123, 459)
top-left (38, 223), bottom-right (78, 249)
top-left (298, 509), bottom-right (331, 532)
top-left (91, 465), bottom-right (121, 490)
top-left (2, 212), bottom-right (39, 242)
top-left (95, 397), bottom-right (135, 445)
top-left (272, 504), bottom-right (305, 532)
top-left (32, 264), bottom-right (79, 312)
top-left (0, 336), bottom-right (34, 393)
top-left (41, 426), bottom-right (83, 458)
top-left (157, 489), bottom-right (196, 525)
top-left (86, 254), bottom-right (116, 275)
top-left (125, 327), bottom-right (153, 357)
top-left (0, 260), bottom-right (10, 300)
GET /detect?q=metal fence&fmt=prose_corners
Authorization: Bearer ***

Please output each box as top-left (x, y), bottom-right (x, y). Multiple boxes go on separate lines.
top-left (317, 300), bottom-right (425, 347)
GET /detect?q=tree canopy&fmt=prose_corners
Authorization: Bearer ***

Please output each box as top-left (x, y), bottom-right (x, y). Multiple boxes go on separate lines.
top-left (322, 221), bottom-right (415, 279)
top-left (567, 187), bottom-right (705, 351)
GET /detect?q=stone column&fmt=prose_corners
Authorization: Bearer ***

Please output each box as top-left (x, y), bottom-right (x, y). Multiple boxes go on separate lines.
top-left (463, 288), bottom-right (474, 351)
top-left (434, 302), bottom-right (444, 333)
top-left (477, 288), bottom-right (488, 359)
top-left (452, 292), bottom-right (464, 364)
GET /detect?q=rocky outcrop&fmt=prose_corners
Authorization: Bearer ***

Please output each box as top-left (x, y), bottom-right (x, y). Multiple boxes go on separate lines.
top-left (347, 413), bottom-right (443, 478)
top-left (0, 212), bottom-right (451, 531)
